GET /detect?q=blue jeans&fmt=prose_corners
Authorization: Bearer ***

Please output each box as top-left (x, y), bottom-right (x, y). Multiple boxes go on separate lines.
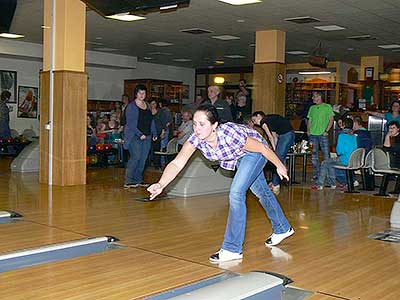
top-left (316, 157), bottom-right (347, 186)
top-left (309, 135), bottom-right (330, 178)
top-left (221, 152), bottom-right (291, 253)
top-left (160, 128), bottom-right (170, 166)
top-left (125, 136), bottom-right (151, 184)
top-left (272, 131), bottom-right (295, 186)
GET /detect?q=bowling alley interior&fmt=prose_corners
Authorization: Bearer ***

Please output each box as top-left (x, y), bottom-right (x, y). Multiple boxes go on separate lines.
top-left (1, 0), bottom-right (400, 299)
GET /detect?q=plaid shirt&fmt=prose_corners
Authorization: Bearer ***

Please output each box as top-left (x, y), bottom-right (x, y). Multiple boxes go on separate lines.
top-left (187, 122), bottom-right (264, 170)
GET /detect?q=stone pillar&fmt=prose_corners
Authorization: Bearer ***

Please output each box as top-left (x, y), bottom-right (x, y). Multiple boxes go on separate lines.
top-left (40, 0), bottom-right (87, 185)
top-left (253, 30), bottom-right (286, 115)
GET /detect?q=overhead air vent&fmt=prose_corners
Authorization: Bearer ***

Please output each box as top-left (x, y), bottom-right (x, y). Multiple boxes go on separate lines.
top-left (284, 16), bottom-right (320, 24)
top-left (347, 35), bottom-right (376, 41)
top-left (180, 28), bottom-right (213, 35)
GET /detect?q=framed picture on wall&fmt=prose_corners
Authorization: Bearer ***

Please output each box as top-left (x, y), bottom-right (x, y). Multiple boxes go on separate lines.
top-left (365, 67), bottom-right (374, 79)
top-left (17, 86), bottom-right (39, 118)
top-left (0, 70), bottom-right (17, 103)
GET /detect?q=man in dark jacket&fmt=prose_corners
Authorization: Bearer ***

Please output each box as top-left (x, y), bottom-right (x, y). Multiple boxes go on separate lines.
top-left (353, 116), bottom-right (373, 152)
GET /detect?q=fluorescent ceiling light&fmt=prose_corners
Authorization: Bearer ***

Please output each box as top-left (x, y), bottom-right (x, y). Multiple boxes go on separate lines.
top-left (249, 43), bottom-right (255, 47)
top-left (212, 35), bottom-right (240, 41)
top-left (314, 25), bottom-right (346, 31)
top-left (286, 51), bottom-right (308, 55)
top-left (160, 4), bottom-right (178, 10)
top-left (149, 42), bottom-right (174, 46)
top-left (173, 58), bottom-right (192, 62)
top-left (378, 44), bottom-right (400, 49)
top-left (215, 60), bottom-right (225, 64)
top-left (299, 71), bottom-right (331, 75)
top-left (225, 55), bottom-right (246, 58)
top-left (106, 13), bottom-right (145, 21)
top-left (0, 33), bottom-right (24, 39)
top-left (218, 0), bottom-right (261, 5)
top-left (143, 57), bottom-right (153, 60)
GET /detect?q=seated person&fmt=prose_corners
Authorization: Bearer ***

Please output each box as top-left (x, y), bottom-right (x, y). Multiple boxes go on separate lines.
top-left (174, 110), bottom-right (193, 150)
top-left (353, 116), bottom-right (373, 152)
top-left (383, 120), bottom-right (400, 169)
top-left (311, 118), bottom-right (357, 190)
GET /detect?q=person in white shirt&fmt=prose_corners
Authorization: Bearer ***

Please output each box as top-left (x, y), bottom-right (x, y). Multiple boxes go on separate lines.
top-left (174, 110), bottom-right (193, 150)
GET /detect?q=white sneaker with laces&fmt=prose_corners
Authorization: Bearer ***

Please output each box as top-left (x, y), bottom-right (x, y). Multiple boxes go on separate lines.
top-left (265, 227), bottom-right (295, 246)
top-left (353, 180), bottom-right (360, 187)
top-left (209, 249), bottom-right (243, 263)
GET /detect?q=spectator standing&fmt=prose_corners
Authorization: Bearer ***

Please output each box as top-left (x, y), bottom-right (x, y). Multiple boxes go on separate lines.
top-left (206, 85), bottom-right (233, 123)
top-left (311, 118), bottom-right (357, 190)
top-left (252, 111), bottom-right (295, 194)
top-left (123, 85), bottom-right (157, 188)
top-left (307, 91), bottom-right (335, 180)
top-left (0, 91), bottom-right (11, 138)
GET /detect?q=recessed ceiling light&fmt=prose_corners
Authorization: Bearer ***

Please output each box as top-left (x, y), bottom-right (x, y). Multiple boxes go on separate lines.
top-left (95, 37), bottom-right (103, 40)
top-left (314, 25), bottom-right (346, 31)
top-left (299, 71), bottom-right (331, 75)
top-left (286, 51), bottom-right (308, 55)
top-left (0, 33), bottom-right (24, 39)
top-left (173, 58), bottom-right (192, 62)
top-left (212, 35), bottom-right (240, 41)
top-left (93, 47), bottom-right (118, 51)
top-left (218, 0), bottom-right (262, 5)
top-left (224, 55), bottom-right (246, 58)
top-left (106, 13), bottom-right (146, 22)
top-left (284, 16), bottom-right (320, 24)
top-left (143, 57), bottom-right (153, 60)
top-left (149, 42), bottom-right (174, 46)
top-left (237, 19), bottom-right (245, 23)
top-left (347, 34), bottom-right (376, 41)
top-left (378, 44), bottom-right (400, 49)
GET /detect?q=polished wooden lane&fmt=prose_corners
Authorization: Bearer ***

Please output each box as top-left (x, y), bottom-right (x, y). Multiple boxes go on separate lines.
top-left (0, 166), bottom-right (399, 299)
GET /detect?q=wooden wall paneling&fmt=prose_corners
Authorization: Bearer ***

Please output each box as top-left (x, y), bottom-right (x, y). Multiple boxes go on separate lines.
top-left (39, 71), bottom-right (50, 184)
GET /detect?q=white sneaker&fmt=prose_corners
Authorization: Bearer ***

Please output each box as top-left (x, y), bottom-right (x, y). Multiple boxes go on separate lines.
top-left (265, 227), bottom-right (295, 246)
top-left (209, 249), bottom-right (243, 263)
top-left (353, 180), bottom-right (360, 187)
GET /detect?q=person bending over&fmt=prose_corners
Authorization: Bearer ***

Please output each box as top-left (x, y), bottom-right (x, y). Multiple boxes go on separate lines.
top-left (148, 104), bottom-right (294, 263)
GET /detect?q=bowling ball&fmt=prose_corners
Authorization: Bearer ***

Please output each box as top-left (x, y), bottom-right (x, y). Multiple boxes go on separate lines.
top-left (96, 144), bottom-right (105, 151)
top-left (88, 145), bottom-right (96, 154)
top-left (89, 155), bottom-right (98, 165)
top-left (0, 139), bottom-right (4, 144)
top-left (7, 138), bottom-right (13, 144)
top-left (104, 144), bottom-right (112, 151)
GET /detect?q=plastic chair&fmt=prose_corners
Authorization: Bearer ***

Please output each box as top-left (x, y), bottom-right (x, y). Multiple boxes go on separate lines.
top-left (334, 148), bottom-right (365, 193)
top-left (371, 148), bottom-right (400, 196)
top-left (154, 137), bottom-right (179, 165)
top-left (361, 149), bottom-right (375, 191)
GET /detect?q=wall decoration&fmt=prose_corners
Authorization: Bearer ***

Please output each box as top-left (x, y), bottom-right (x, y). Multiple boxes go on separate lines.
top-left (17, 86), bottom-right (39, 118)
top-left (0, 70), bottom-right (17, 103)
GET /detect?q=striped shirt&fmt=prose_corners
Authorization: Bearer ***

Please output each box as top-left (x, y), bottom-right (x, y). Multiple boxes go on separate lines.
top-left (187, 122), bottom-right (264, 170)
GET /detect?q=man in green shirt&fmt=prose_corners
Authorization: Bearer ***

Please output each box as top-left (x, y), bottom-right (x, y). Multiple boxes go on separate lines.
top-left (307, 92), bottom-right (335, 179)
